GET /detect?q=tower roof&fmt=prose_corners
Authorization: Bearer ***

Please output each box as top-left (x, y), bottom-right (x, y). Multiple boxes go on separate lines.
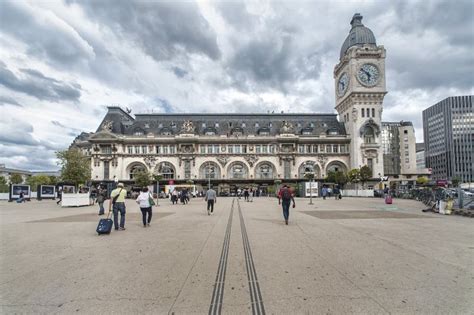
top-left (340, 13), bottom-right (377, 60)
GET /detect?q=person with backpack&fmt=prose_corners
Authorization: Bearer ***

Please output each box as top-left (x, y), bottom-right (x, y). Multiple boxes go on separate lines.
top-left (278, 185), bottom-right (296, 225)
top-left (110, 183), bottom-right (127, 231)
top-left (136, 187), bottom-right (154, 227)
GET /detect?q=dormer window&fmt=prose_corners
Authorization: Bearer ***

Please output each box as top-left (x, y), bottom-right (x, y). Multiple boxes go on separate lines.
top-left (258, 128), bottom-right (270, 136)
top-left (255, 122), bottom-right (259, 128)
top-left (327, 129), bottom-right (339, 135)
top-left (134, 128), bottom-right (144, 136)
top-left (301, 128), bottom-right (313, 135)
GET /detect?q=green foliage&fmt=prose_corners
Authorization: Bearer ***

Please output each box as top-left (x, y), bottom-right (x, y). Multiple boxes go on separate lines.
top-left (0, 176), bottom-right (8, 193)
top-left (334, 171), bottom-right (348, 187)
top-left (274, 179), bottom-right (282, 184)
top-left (304, 172), bottom-right (315, 180)
top-left (325, 171), bottom-right (336, 183)
top-left (133, 170), bottom-right (152, 188)
top-left (451, 177), bottom-right (461, 187)
top-left (416, 176), bottom-right (428, 186)
top-left (56, 149), bottom-right (91, 188)
top-left (152, 174), bottom-right (163, 182)
top-left (359, 165), bottom-right (373, 188)
top-left (347, 169), bottom-right (360, 184)
top-left (26, 175), bottom-right (52, 191)
top-left (10, 173), bottom-right (23, 184)
top-left (48, 176), bottom-right (59, 185)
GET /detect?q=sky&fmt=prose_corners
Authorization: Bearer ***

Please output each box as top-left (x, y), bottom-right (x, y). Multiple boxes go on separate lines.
top-left (0, 0), bottom-right (473, 171)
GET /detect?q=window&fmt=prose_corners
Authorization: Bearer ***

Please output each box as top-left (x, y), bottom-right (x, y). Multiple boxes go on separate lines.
top-left (229, 163), bottom-right (247, 179)
top-left (364, 126), bottom-right (375, 143)
top-left (205, 130), bottom-right (215, 136)
top-left (141, 145), bottom-right (147, 154)
top-left (228, 145), bottom-right (233, 154)
top-left (367, 108), bottom-right (370, 117)
top-left (320, 145), bottom-right (325, 153)
top-left (156, 145), bottom-right (161, 154)
top-left (235, 145), bottom-right (241, 154)
top-left (207, 145), bottom-right (212, 154)
top-left (127, 146), bottom-right (133, 154)
top-left (361, 108), bottom-right (365, 117)
top-left (333, 145), bottom-right (338, 153)
top-left (215, 123), bottom-right (219, 128)
top-left (255, 122), bottom-right (259, 128)
top-left (310, 122), bottom-right (314, 127)
top-left (269, 145), bottom-right (275, 153)
top-left (326, 145), bottom-right (332, 153)
top-left (103, 161), bottom-right (110, 179)
top-left (101, 146), bottom-right (112, 154)
top-left (170, 146), bottom-right (176, 154)
top-left (202, 123), bottom-right (206, 128)
top-left (298, 145), bottom-right (304, 153)
top-left (262, 145), bottom-right (268, 153)
top-left (163, 146), bottom-right (169, 154)
top-left (255, 145), bottom-right (261, 154)
top-left (157, 162), bottom-right (175, 179)
top-left (404, 144), bottom-right (409, 149)
top-left (372, 108), bottom-right (375, 117)
top-left (200, 145), bottom-right (206, 154)
top-left (134, 146), bottom-right (140, 154)
top-left (313, 145), bottom-right (318, 153)
top-left (404, 130), bottom-right (408, 134)
top-left (202, 162), bottom-right (220, 179)
top-left (256, 163), bottom-right (274, 179)
top-left (242, 123), bottom-right (246, 127)
top-left (405, 158), bottom-right (410, 163)
top-left (129, 164), bottom-right (146, 179)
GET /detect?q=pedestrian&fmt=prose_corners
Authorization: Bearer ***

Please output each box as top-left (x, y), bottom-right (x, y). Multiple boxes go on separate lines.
top-left (249, 188), bottom-right (254, 202)
top-left (278, 185), bottom-right (296, 225)
top-left (110, 183), bottom-right (127, 231)
top-left (334, 185), bottom-right (340, 200)
top-left (205, 187), bottom-right (217, 215)
top-left (16, 191), bottom-right (26, 203)
top-left (322, 186), bottom-right (328, 200)
top-left (244, 188), bottom-right (249, 202)
top-left (96, 188), bottom-right (106, 215)
top-left (56, 187), bottom-right (62, 205)
top-left (171, 189), bottom-right (178, 204)
top-left (237, 188), bottom-right (242, 199)
top-left (136, 187), bottom-right (153, 227)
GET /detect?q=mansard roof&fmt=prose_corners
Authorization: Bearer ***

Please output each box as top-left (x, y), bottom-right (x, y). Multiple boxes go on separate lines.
top-left (97, 108), bottom-right (347, 137)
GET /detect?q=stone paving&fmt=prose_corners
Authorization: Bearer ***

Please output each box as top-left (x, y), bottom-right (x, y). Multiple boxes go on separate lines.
top-left (0, 196), bottom-right (473, 314)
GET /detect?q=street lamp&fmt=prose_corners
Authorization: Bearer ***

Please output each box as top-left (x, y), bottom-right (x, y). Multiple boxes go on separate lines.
top-left (305, 172), bottom-right (315, 205)
top-left (207, 161), bottom-right (214, 190)
top-left (153, 173), bottom-right (163, 206)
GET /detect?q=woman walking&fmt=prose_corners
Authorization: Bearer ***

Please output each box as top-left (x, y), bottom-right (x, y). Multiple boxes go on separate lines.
top-left (136, 187), bottom-right (153, 227)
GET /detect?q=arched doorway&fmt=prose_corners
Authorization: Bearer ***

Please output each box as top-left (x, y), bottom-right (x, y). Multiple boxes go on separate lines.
top-left (154, 162), bottom-right (176, 180)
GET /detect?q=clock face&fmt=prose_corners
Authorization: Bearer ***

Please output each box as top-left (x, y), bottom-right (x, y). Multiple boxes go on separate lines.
top-left (337, 72), bottom-right (349, 96)
top-left (357, 64), bottom-right (379, 86)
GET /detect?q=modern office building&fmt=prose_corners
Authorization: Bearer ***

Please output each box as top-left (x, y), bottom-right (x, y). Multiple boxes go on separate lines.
top-left (416, 143), bottom-right (426, 170)
top-left (422, 95), bottom-right (473, 182)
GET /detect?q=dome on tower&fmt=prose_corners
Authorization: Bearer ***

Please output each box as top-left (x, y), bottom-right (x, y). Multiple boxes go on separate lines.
top-left (340, 13), bottom-right (376, 60)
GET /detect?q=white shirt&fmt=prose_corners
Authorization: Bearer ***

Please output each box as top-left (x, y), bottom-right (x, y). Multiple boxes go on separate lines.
top-left (136, 192), bottom-right (152, 208)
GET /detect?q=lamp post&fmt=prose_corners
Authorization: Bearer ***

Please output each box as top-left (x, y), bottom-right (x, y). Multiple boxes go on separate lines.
top-left (207, 161), bottom-right (213, 190)
top-left (305, 172), bottom-right (315, 205)
top-left (153, 174), bottom-right (163, 206)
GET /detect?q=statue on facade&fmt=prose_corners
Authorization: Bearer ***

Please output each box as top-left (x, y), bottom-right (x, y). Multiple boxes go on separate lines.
top-left (181, 120), bottom-right (194, 133)
top-left (143, 156), bottom-right (157, 168)
top-left (244, 155), bottom-right (259, 167)
top-left (216, 156), bottom-right (228, 167)
top-left (352, 108), bottom-right (358, 122)
top-left (101, 120), bottom-right (113, 132)
top-left (280, 121), bottom-right (294, 134)
top-left (317, 155), bottom-right (328, 168)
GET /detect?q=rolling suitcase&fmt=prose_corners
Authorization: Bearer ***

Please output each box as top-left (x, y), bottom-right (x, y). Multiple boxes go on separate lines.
top-left (385, 195), bottom-right (393, 204)
top-left (96, 211), bottom-right (113, 235)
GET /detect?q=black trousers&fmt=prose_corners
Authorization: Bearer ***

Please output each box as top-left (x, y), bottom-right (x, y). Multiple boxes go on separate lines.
top-left (207, 200), bottom-right (215, 212)
top-left (140, 207), bottom-right (152, 225)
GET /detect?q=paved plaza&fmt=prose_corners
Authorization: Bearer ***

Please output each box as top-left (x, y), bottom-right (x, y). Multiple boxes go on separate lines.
top-left (1, 196), bottom-right (473, 314)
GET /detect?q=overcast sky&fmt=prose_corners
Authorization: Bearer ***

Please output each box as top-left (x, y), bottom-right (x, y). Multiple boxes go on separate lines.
top-left (0, 0), bottom-right (473, 171)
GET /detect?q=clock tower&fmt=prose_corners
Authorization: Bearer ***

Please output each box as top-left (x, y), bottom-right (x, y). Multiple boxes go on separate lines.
top-left (334, 13), bottom-right (387, 177)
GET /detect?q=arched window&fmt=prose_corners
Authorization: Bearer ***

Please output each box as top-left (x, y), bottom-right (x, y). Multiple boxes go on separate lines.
top-left (200, 162), bottom-right (221, 179)
top-left (129, 164), bottom-right (146, 180)
top-left (326, 162), bottom-right (347, 174)
top-left (255, 162), bottom-right (275, 179)
top-left (298, 161), bottom-right (319, 178)
top-left (155, 162), bottom-right (175, 179)
top-left (228, 162), bottom-right (248, 179)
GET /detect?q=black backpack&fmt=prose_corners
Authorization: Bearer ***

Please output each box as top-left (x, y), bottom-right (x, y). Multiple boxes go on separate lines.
top-left (281, 189), bottom-right (292, 201)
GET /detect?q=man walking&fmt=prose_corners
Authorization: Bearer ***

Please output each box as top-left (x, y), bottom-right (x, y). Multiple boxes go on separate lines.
top-left (205, 187), bottom-right (217, 215)
top-left (110, 183), bottom-right (127, 230)
top-left (96, 188), bottom-right (106, 215)
top-left (278, 185), bottom-right (296, 225)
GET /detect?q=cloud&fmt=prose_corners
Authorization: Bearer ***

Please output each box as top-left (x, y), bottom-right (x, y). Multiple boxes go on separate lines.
top-left (0, 63), bottom-right (81, 102)
top-left (0, 95), bottom-right (22, 107)
top-left (0, 0), bottom-right (95, 66)
top-left (73, 0), bottom-right (221, 61)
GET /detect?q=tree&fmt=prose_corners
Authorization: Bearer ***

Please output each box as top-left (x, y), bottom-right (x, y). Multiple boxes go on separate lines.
top-left (325, 171), bottom-right (336, 183)
top-left (452, 177), bottom-right (461, 188)
top-left (0, 176), bottom-right (8, 193)
top-left (26, 175), bottom-right (52, 190)
top-left (359, 165), bottom-right (372, 189)
top-left (416, 176), bottom-right (428, 186)
top-left (133, 170), bottom-right (152, 188)
top-left (48, 176), bottom-right (59, 185)
top-left (10, 173), bottom-right (23, 184)
top-left (334, 171), bottom-right (348, 188)
top-left (347, 169), bottom-right (361, 192)
top-left (56, 149), bottom-right (91, 188)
